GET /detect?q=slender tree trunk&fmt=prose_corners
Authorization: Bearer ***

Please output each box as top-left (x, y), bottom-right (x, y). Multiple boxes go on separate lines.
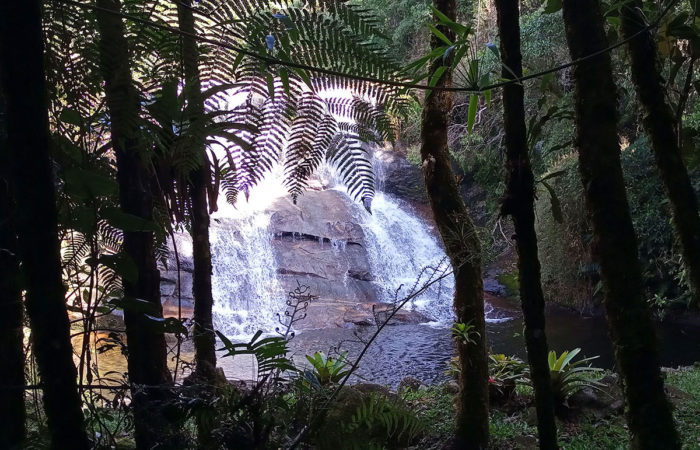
top-left (176, 0), bottom-right (217, 381)
top-left (620, 1), bottom-right (700, 306)
top-left (95, 1), bottom-right (179, 448)
top-left (421, 1), bottom-right (489, 447)
top-left (0, 85), bottom-right (26, 450)
top-left (494, 1), bottom-right (558, 448)
top-left (0, 3), bottom-right (89, 449)
top-left (561, 2), bottom-right (680, 448)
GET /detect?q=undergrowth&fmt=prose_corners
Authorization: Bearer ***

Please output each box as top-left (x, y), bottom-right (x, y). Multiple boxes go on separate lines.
top-left (402, 365), bottom-right (700, 449)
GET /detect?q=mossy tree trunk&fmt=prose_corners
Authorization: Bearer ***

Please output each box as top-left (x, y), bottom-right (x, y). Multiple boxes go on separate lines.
top-left (0, 2), bottom-right (89, 448)
top-left (561, 1), bottom-right (680, 448)
top-left (0, 87), bottom-right (26, 450)
top-left (421, 1), bottom-right (489, 447)
top-left (176, 0), bottom-right (217, 381)
top-left (95, 1), bottom-right (179, 448)
top-left (494, 1), bottom-right (558, 448)
top-left (620, 0), bottom-right (700, 306)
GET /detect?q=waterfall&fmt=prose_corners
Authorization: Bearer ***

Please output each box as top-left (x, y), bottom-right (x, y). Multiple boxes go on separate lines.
top-left (357, 193), bottom-right (455, 322)
top-left (355, 192), bottom-right (510, 324)
top-left (207, 168), bottom-right (290, 338)
top-left (363, 151), bottom-right (511, 324)
top-left (201, 156), bottom-right (509, 338)
top-left (210, 214), bottom-right (286, 337)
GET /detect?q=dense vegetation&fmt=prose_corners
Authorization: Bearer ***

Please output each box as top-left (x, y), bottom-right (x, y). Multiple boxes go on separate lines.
top-left (370, 0), bottom-right (700, 314)
top-left (0, 0), bottom-right (698, 449)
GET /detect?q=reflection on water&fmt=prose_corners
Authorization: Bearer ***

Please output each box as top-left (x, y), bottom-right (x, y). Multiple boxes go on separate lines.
top-left (88, 299), bottom-right (699, 389)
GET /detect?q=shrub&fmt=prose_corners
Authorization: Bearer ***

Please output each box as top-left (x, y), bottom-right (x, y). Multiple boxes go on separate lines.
top-left (545, 348), bottom-right (603, 406)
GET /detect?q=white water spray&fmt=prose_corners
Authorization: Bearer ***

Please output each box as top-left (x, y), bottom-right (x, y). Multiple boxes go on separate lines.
top-left (210, 214), bottom-right (286, 337)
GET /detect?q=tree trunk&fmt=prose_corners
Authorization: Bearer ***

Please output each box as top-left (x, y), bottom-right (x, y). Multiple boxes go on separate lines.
top-left (0, 84), bottom-right (26, 450)
top-left (94, 1), bottom-right (179, 448)
top-left (620, 0), bottom-right (700, 307)
top-left (0, 2), bottom-right (89, 449)
top-left (176, 0), bottom-right (217, 381)
top-left (494, 1), bottom-right (558, 448)
top-left (561, 2), bottom-right (680, 448)
top-left (420, 1), bottom-right (489, 448)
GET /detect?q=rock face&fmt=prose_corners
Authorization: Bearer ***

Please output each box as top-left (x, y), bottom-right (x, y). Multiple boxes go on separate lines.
top-left (268, 190), bottom-right (379, 304)
top-left (374, 150), bottom-right (428, 205)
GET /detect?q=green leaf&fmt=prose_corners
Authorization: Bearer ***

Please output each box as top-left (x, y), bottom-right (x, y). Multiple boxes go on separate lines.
top-left (429, 5), bottom-right (470, 35)
top-left (293, 68), bottom-right (313, 91)
top-left (468, 59), bottom-right (480, 84)
top-left (279, 68), bottom-right (290, 96)
top-left (144, 315), bottom-right (188, 335)
top-left (266, 72), bottom-right (275, 99)
top-left (428, 66), bottom-right (447, 88)
top-left (427, 24), bottom-right (453, 46)
top-left (403, 56), bottom-right (431, 74)
top-left (109, 296), bottom-right (159, 315)
top-left (215, 330), bottom-right (235, 352)
top-left (63, 168), bottom-right (118, 199)
top-left (606, 16), bottom-right (621, 27)
top-left (62, 205), bottom-right (97, 235)
top-left (467, 94), bottom-right (478, 134)
top-left (98, 253), bottom-right (138, 283)
top-left (560, 348), bottom-right (581, 369)
top-left (59, 108), bottom-right (83, 126)
top-left (231, 52), bottom-right (245, 74)
top-left (452, 45), bottom-right (469, 70)
top-left (430, 5), bottom-right (453, 24)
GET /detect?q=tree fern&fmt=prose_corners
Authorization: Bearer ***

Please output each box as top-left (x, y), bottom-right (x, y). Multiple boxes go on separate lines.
top-left (43, 0), bottom-right (409, 321)
top-left (190, 0), bottom-right (409, 205)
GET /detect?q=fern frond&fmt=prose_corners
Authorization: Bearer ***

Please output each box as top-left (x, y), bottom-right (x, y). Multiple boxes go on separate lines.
top-left (327, 131), bottom-right (374, 202)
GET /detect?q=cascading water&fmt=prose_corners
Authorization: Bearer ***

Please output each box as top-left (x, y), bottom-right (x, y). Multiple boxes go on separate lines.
top-left (207, 169), bottom-right (290, 338)
top-left (358, 194), bottom-right (511, 324)
top-left (204, 152), bottom-right (509, 338)
top-left (356, 193), bottom-right (455, 322)
top-left (210, 213), bottom-right (286, 337)
top-left (354, 151), bottom-right (511, 324)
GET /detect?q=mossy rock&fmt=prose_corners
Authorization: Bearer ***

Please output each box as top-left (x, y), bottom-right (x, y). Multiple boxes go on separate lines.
top-left (496, 272), bottom-right (520, 298)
